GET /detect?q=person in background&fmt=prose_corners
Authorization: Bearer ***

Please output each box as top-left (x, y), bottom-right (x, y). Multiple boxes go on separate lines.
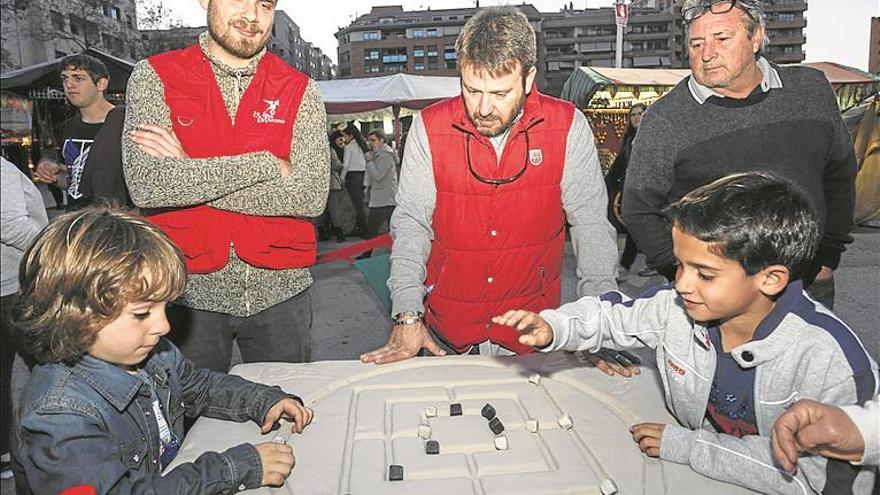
top-left (604, 103), bottom-right (654, 280)
top-left (341, 124), bottom-right (369, 238)
top-left (326, 131), bottom-right (352, 243)
top-left (34, 54), bottom-right (117, 210)
top-left (622, 0), bottom-right (855, 310)
top-left (11, 207), bottom-right (313, 494)
top-left (361, 7), bottom-right (618, 365)
top-left (123, 0), bottom-right (329, 372)
top-left (358, 129), bottom-right (399, 259)
top-left (772, 396), bottom-right (880, 474)
top-left (0, 157), bottom-right (49, 481)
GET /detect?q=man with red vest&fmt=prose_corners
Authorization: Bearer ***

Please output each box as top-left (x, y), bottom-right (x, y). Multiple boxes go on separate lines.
top-left (122, 0), bottom-right (328, 372)
top-left (361, 7), bottom-right (618, 365)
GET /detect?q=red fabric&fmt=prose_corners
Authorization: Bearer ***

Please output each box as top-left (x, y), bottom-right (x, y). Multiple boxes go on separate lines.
top-left (421, 90), bottom-right (573, 353)
top-left (315, 234), bottom-right (393, 265)
top-left (147, 45), bottom-right (316, 274)
top-left (59, 486), bottom-right (97, 495)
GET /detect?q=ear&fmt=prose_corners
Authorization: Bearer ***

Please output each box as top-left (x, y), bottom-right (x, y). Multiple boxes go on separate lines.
top-left (198, 0), bottom-right (209, 11)
top-left (524, 66), bottom-right (537, 94)
top-left (751, 24), bottom-right (765, 55)
top-left (96, 77), bottom-right (109, 92)
top-left (758, 264), bottom-right (789, 297)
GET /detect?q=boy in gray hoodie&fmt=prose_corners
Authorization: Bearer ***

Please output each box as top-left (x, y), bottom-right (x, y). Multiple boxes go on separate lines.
top-left (494, 172), bottom-right (878, 495)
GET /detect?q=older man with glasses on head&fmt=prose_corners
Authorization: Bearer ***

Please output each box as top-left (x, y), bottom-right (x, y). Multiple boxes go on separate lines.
top-left (622, 0), bottom-right (856, 311)
top-left (360, 6), bottom-right (618, 365)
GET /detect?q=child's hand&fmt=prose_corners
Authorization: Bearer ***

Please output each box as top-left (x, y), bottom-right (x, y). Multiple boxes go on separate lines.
top-left (491, 310), bottom-right (554, 348)
top-left (255, 441), bottom-right (295, 487)
top-left (630, 422), bottom-right (666, 457)
top-left (261, 398), bottom-right (314, 434)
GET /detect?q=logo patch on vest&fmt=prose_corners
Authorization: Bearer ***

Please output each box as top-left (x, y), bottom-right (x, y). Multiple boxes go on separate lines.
top-left (254, 99), bottom-right (286, 124)
top-left (529, 148), bottom-right (543, 166)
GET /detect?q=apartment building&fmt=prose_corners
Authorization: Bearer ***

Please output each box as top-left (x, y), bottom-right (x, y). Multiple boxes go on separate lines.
top-left (870, 17), bottom-right (879, 74)
top-left (335, 5), bottom-right (543, 80)
top-left (1, 0), bottom-right (141, 69)
top-left (336, 2), bottom-right (808, 97)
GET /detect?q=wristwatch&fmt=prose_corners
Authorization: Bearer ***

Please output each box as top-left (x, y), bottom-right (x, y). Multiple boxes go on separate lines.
top-left (393, 310), bottom-right (424, 326)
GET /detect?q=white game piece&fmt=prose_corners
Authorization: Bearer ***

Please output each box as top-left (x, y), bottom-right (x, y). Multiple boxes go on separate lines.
top-left (493, 435), bottom-right (509, 450)
top-left (425, 406), bottom-right (438, 418)
top-left (418, 424), bottom-right (432, 439)
top-left (528, 373), bottom-right (541, 385)
top-left (272, 435), bottom-right (287, 444)
top-left (557, 414), bottom-right (573, 430)
top-left (600, 478), bottom-right (619, 494)
top-left (525, 418), bottom-right (539, 433)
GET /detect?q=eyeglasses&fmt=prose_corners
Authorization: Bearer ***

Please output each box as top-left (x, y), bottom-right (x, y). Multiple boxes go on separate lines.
top-left (466, 130), bottom-right (530, 186)
top-left (682, 0), bottom-right (737, 24)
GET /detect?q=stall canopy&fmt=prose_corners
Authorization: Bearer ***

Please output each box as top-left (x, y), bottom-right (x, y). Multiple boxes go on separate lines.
top-left (0, 47), bottom-right (135, 95)
top-left (560, 67), bottom-right (691, 108)
top-left (317, 73), bottom-right (460, 121)
top-left (561, 62), bottom-right (880, 112)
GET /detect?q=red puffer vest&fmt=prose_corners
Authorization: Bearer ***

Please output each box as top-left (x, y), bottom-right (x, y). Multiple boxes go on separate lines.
top-left (147, 45), bottom-right (316, 274)
top-left (422, 89), bottom-right (573, 354)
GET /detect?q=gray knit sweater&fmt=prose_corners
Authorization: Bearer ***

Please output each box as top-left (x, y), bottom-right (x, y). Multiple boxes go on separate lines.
top-left (122, 33), bottom-right (329, 316)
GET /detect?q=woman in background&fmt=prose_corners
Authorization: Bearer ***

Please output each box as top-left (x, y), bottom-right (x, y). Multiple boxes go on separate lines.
top-left (341, 125), bottom-right (369, 238)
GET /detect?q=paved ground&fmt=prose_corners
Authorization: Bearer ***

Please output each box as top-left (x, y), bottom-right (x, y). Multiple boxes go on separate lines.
top-left (3, 227), bottom-right (877, 493)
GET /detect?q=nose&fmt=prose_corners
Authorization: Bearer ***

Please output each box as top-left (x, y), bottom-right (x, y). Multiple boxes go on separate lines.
top-left (700, 41), bottom-right (717, 62)
top-left (243, 0), bottom-right (260, 20)
top-left (478, 94), bottom-right (494, 117)
top-left (674, 265), bottom-right (692, 295)
top-left (154, 305), bottom-right (171, 337)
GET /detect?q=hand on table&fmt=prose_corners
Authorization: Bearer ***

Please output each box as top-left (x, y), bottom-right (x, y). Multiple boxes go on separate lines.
top-left (491, 310), bottom-right (553, 347)
top-left (261, 398), bottom-right (314, 435)
top-left (254, 441), bottom-right (295, 487)
top-left (631, 422), bottom-right (666, 458)
top-left (585, 348), bottom-right (642, 378)
top-left (360, 320), bottom-right (446, 365)
top-left (771, 399), bottom-right (864, 475)
top-left (130, 123), bottom-right (188, 158)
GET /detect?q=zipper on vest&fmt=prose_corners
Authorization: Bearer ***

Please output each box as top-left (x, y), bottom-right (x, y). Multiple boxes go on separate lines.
top-left (244, 260), bottom-right (251, 317)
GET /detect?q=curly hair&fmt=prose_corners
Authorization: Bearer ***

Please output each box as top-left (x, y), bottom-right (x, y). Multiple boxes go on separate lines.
top-left (12, 207), bottom-right (187, 365)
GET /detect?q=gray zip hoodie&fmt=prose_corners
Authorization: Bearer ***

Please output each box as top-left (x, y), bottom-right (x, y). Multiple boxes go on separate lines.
top-left (539, 281), bottom-right (878, 494)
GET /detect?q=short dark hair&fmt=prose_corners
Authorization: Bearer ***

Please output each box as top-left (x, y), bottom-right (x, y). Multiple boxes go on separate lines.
top-left (666, 172), bottom-right (819, 281)
top-left (59, 53), bottom-right (110, 85)
top-left (12, 207), bottom-right (187, 365)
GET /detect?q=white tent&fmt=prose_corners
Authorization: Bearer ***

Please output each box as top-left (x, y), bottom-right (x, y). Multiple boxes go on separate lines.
top-left (316, 73), bottom-right (460, 122)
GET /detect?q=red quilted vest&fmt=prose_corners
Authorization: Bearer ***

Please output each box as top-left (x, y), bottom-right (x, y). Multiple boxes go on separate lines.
top-left (422, 89), bottom-right (573, 354)
top-left (147, 45), bottom-right (316, 274)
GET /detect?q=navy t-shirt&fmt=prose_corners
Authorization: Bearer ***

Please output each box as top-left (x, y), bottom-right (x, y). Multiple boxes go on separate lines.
top-left (705, 326), bottom-right (759, 437)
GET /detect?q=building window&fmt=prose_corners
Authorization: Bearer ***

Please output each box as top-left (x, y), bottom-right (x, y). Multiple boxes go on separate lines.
top-left (426, 28), bottom-right (438, 37)
top-left (426, 46), bottom-right (438, 57)
top-left (126, 14), bottom-right (134, 29)
top-left (364, 31), bottom-right (381, 41)
top-left (414, 63), bottom-right (425, 71)
top-left (69, 16), bottom-right (81, 35)
top-left (412, 47), bottom-right (424, 58)
top-left (365, 49), bottom-right (379, 60)
top-left (412, 29), bottom-right (424, 38)
top-left (371, 66), bottom-right (381, 73)
top-left (112, 6), bottom-right (121, 20)
top-left (50, 10), bottom-right (65, 31)
top-left (444, 46), bottom-right (456, 60)
top-left (445, 60), bottom-right (456, 69)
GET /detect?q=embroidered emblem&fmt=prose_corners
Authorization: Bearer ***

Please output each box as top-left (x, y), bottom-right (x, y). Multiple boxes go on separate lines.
top-left (254, 99), bottom-right (286, 124)
top-left (529, 148), bottom-right (543, 166)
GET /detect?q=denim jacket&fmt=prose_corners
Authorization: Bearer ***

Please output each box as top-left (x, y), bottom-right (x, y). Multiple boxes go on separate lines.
top-left (14, 338), bottom-right (299, 495)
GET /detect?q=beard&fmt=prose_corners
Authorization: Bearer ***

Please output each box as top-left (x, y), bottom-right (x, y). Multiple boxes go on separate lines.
top-left (467, 91), bottom-right (526, 138)
top-left (207, 3), bottom-right (268, 60)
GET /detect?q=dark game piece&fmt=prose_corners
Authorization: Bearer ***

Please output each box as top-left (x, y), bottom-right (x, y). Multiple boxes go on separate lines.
top-left (389, 464), bottom-right (404, 481)
top-left (450, 403), bottom-right (463, 416)
top-left (481, 403), bottom-right (496, 420)
top-left (488, 417), bottom-right (505, 435)
top-left (425, 440), bottom-right (440, 455)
